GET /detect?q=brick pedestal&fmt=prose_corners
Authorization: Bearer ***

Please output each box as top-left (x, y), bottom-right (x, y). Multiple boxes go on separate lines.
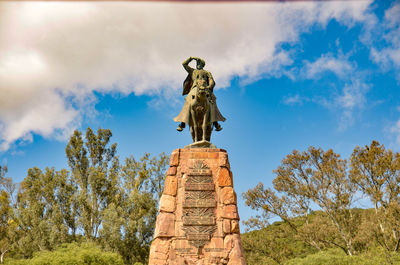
top-left (149, 148), bottom-right (246, 265)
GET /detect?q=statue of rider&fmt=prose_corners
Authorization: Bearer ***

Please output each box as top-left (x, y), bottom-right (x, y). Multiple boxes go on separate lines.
top-left (174, 57), bottom-right (226, 132)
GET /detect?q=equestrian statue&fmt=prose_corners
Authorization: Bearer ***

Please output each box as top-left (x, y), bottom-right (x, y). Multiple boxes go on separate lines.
top-left (174, 57), bottom-right (226, 147)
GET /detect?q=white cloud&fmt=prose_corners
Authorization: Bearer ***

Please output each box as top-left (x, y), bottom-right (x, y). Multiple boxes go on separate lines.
top-left (296, 52), bottom-right (370, 131)
top-left (283, 94), bottom-right (308, 106)
top-left (0, 1), bottom-right (373, 150)
top-left (335, 79), bottom-right (369, 130)
top-left (303, 53), bottom-right (355, 79)
top-left (390, 118), bottom-right (400, 146)
top-left (369, 3), bottom-right (400, 79)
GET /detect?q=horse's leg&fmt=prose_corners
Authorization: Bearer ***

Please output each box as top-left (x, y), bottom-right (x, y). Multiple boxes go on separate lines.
top-left (191, 107), bottom-right (198, 142)
top-left (190, 125), bottom-right (195, 142)
top-left (202, 108), bottom-right (208, 141)
top-left (206, 107), bottom-right (211, 141)
top-left (189, 112), bottom-right (195, 142)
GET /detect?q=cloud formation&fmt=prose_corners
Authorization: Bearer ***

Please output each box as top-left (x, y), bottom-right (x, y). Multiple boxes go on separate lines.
top-left (303, 54), bottom-right (355, 80)
top-left (370, 3), bottom-right (400, 80)
top-left (0, 1), bottom-right (373, 150)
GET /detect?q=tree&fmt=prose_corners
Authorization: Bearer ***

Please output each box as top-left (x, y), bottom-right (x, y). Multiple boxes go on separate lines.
top-left (100, 152), bottom-right (168, 264)
top-left (0, 190), bottom-right (13, 264)
top-left (350, 141), bottom-right (400, 252)
top-left (2, 128), bottom-right (168, 264)
top-left (0, 166), bottom-right (17, 264)
top-left (244, 147), bottom-right (360, 256)
top-left (65, 128), bottom-right (119, 240)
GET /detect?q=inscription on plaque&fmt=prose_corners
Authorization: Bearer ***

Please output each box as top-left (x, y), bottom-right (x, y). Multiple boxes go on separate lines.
top-left (174, 248), bottom-right (196, 254)
top-left (185, 183), bottom-right (215, 191)
top-left (204, 248), bottom-right (226, 252)
top-left (182, 160), bottom-right (217, 248)
top-left (187, 233), bottom-right (210, 241)
top-left (188, 168), bottom-right (212, 175)
top-left (183, 199), bottom-right (216, 208)
top-left (183, 216), bottom-right (215, 226)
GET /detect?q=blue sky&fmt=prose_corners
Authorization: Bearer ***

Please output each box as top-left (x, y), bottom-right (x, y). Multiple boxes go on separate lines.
top-left (1, 0), bottom-right (400, 223)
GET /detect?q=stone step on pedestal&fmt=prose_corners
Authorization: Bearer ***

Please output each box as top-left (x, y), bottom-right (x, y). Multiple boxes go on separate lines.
top-left (149, 148), bottom-right (246, 265)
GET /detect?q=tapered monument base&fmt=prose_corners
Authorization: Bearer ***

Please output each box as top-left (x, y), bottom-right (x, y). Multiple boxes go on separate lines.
top-left (148, 148), bottom-right (246, 265)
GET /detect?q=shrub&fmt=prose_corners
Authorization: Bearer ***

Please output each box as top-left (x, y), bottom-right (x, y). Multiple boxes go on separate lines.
top-left (5, 242), bottom-right (124, 265)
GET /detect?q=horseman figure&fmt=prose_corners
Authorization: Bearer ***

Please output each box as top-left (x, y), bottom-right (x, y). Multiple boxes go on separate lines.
top-left (174, 57), bottom-right (226, 143)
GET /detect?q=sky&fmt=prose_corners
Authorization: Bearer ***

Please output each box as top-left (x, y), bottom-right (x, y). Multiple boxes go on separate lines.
top-left (1, 0), bottom-right (400, 224)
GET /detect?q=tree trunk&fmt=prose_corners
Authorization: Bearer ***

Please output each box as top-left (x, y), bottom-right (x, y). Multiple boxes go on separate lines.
top-left (1, 249), bottom-right (8, 264)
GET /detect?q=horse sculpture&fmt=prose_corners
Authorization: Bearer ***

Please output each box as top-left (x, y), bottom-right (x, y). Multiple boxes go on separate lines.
top-left (188, 80), bottom-right (212, 143)
top-left (173, 57), bottom-right (226, 147)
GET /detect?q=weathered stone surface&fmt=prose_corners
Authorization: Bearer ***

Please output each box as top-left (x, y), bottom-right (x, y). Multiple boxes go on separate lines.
top-left (148, 238), bottom-right (170, 265)
top-left (163, 175), bottom-right (177, 196)
top-left (220, 187), bottom-right (236, 205)
top-left (223, 219), bottom-right (231, 234)
top-left (175, 221), bottom-right (185, 237)
top-left (231, 220), bottom-right (240, 234)
top-left (204, 237), bottom-right (226, 259)
top-left (227, 257), bottom-right (246, 265)
top-left (206, 237), bottom-right (224, 250)
top-left (150, 238), bottom-right (170, 255)
top-left (185, 140), bottom-right (216, 149)
top-left (149, 148), bottom-right (246, 264)
top-left (224, 234), bottom-right (235, 250)
top-left (172, 239), bottom-right (197, 254)
top-left (159, 194), bottom-right (176, 213)
top-left (214, 219), bottom-right (224, 238)
top-left (208, 152), bottom-right (219, 159)
top-left (190, 151), bottom-right (209, 159)
top-left (217, 167), bottom-right (233, 187)
top-left (219, 152), bottom-right (230, 168)
top-left (167, 166), bottom-right (177, 176)
top-left (148, 258), bottom-right (167, 265)
top-left (170, 151), bottom-right (180, 166)
top-left (222, 205), bottom-right (239, 220)
top-left (229, 234), bottom-right (245, 259)
top-left (154, 212), bottom-right (175, 238)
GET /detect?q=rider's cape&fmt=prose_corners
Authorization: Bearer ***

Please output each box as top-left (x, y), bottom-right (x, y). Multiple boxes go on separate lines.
top-left (182, 73), bottom-right (193, 96)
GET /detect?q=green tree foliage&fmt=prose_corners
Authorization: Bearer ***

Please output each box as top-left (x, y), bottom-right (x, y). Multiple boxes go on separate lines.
top-left (66, 128), bottom-right (119, 240)
top-left (2, 128), bottom-right (168, 264)
top-left (0, 166), bottom-right (17, 264)
top-left (15, 167), bottom-right (73, 257)
top-left (100, 153), bottom-right (168, 264)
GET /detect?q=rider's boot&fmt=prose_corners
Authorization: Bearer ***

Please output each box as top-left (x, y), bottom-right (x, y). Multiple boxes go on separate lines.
top-left (214, 122), bottom-right (222, 131)
top-left (177, 122), bottom-right (186, 132)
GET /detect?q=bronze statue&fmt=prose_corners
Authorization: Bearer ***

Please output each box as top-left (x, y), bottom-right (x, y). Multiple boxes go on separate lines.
top-left (174, 57), bottom-right (226, 144)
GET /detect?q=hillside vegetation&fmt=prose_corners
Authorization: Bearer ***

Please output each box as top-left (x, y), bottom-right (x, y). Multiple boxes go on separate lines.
top-left (242, 211), bottom-right (400, 264)
top-left (243, 141), bottom-right (400, 264)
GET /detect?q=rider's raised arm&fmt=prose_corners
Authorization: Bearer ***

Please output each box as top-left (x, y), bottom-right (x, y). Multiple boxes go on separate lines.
top-left (182, 57), bottom-right (194, 73)
top-left (207, 71), bottom-right (215, 92)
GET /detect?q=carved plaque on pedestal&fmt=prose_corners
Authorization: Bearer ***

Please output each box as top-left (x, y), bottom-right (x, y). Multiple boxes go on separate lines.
top-left (182, 160), bottom-right (217, 248)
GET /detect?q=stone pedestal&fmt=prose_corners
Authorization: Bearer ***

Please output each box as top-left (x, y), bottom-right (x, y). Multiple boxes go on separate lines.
top-left (149, 148), bottom-right (246, 265)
